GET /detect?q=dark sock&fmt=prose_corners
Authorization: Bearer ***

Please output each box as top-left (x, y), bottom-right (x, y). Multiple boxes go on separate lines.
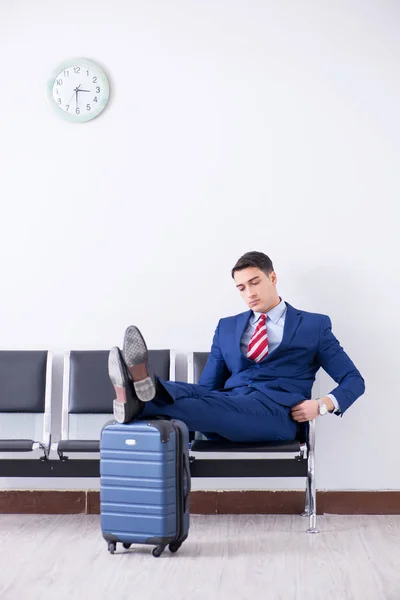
top-left (152, 377), bottom-right (174, 405)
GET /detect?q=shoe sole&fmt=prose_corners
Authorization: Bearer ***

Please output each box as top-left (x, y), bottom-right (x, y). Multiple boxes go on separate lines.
top-left (108, 346), bottom-right (139, 423)
top-left (123, 326), bottom-right (156, 402)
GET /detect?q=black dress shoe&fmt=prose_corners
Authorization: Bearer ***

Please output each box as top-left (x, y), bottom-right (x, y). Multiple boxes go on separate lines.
top-left (108, 346), bottom-right (144, 423)
top-left (122, 326), bottom-right (156, 402)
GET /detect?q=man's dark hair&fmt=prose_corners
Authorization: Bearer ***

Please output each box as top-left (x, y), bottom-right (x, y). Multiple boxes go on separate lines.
top-left (231, 251), bottom-right (274, 278)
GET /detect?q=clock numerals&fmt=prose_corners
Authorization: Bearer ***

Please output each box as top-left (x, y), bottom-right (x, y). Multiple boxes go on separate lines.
top-left (57, 98), bottom-right (61, 105)
top-left (63, 70), bottom-right (69, 77)
top-left (66, 105), bottom-right (70, 112)
top-left (86, 104), bottom-right (91, 111)
top-left (96, 86), bottom-right (100, 93)
top-left (93, 77), bottom-right (97, 83)
top-left (76, 108), bottom-right (80, 115)
top-left (56, 79), bottom-right (63, 86)
top-left (93, 96), bottom-right (98, 103)
top-left (74, 67), bottom-right (80, 74)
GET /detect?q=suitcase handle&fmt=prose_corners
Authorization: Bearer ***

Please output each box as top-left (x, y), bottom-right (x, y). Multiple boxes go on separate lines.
top-left (183, 453), bottom-right (191, 513)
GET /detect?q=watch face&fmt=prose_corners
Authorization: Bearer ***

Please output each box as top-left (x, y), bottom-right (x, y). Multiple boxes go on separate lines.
top-left (47, 58), bottom-right (110, 123)
top-left (319, 403), bottom-right (328, 415)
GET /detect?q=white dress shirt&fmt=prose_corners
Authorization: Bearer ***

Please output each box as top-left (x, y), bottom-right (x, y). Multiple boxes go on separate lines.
top-left (240, 298), bottom-right (340, 413)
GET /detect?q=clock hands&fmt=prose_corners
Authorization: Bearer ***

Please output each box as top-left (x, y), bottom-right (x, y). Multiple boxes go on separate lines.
top-left (74, 84), bottom-right (91, 109)
top-left (69, 84), bottom-right (81, 110)
top-left (65, 84), bottom-right (93, 112)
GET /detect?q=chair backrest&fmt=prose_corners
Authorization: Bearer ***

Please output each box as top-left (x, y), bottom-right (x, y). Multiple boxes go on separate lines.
top-left (62, 349), bottom-right (174, 441)
top-left (0, 350), bottom-right (52, 449)
top-left (187, 351), bottom-right (209, 384)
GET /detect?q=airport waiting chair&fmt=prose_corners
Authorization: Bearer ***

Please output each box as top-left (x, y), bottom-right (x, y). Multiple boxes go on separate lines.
top-left (0, 350), bottom-right (52, 459)
top-left (187, 352), bottom-right (318, 533)
top-left (55, 349), bottom-right (174, 460)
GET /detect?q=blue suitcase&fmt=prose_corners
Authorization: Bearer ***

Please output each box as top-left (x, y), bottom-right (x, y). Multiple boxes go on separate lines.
top-left (100, 418), bottom-right (190, 557)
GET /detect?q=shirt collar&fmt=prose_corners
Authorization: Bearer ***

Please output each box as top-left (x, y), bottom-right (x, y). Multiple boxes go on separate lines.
top-left (252, 298), bottom-right (287, 325)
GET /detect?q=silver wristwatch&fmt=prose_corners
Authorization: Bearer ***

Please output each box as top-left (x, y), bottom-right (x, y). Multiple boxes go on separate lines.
top-left (317, 398), bottom-right (328, 416)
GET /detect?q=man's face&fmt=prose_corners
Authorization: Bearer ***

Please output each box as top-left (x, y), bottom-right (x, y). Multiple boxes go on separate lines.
top-left (234, 267), bottom-right (279, 313)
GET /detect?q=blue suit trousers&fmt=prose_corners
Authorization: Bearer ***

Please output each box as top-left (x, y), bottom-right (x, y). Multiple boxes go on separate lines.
top-left (140, 379), bottom-right (298, 443)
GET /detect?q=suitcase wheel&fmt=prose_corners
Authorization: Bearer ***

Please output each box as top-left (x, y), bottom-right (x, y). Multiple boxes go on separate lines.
top-left (108, 542), bottom-right (116, 554)
top-left (168, 541), bottom-right (182, 554)
top-left (122, 543), bottom-right (132, 550)
top-left (152, 545), bottom-right (165, 558)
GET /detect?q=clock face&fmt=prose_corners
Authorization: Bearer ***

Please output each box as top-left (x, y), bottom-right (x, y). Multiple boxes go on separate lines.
top-left (47, 58), bottom-right (110, 122)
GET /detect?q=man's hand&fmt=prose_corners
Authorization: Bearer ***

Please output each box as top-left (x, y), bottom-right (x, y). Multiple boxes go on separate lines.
top-left (291, 400), bottom-right (319, 422)
top-left (291, 397), bottom-right (334, 422)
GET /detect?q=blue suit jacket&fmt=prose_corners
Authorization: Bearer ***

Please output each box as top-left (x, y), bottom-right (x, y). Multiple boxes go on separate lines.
top-left (198, 302), bottom-right (365, 415)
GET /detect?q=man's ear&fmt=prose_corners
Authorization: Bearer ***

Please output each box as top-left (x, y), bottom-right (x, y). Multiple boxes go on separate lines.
top-left (270, 271), bottom-right (277, 285)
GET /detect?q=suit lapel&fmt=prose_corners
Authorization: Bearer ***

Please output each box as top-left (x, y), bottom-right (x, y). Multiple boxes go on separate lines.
top-left (260, 302), bottom-right (302, 363)
top-left (235, 310), bottom-right (252, 356)
top-left (278, 302), bottom-right (302, 350)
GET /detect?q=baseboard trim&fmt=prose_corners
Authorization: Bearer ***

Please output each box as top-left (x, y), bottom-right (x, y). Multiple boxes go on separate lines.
top-left (0, 490), bottom-right (399, 515)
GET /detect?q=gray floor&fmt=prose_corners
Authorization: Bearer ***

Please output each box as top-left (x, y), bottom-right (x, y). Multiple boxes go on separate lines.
top-left (0, 514), bottom-right (399, 600)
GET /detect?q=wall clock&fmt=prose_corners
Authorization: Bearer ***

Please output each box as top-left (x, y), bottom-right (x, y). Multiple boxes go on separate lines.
top-left (46, 58), bottom-right (110, 123)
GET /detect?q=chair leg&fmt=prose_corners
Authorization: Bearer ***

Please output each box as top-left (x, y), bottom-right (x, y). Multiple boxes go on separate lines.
top-left (301, 482), bottom-right (310, 517)
top-left (305, 419), bottom-right (319, 534)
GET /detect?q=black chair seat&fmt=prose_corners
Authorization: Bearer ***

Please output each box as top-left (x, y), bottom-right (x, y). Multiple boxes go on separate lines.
top-left (0, 440), bottom-right (34, 452)
top-left (58, 440), bottom-right (100, 453)
top-left (190, 439), bottom-right (302, 453)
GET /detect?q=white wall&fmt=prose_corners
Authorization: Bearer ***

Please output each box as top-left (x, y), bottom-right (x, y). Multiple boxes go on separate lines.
top-left (1, 0), bottom-right (399, 491)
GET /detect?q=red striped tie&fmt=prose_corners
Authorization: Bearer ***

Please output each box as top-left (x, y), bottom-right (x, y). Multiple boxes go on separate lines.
top-left (247, 314), bottom-right (268, 362)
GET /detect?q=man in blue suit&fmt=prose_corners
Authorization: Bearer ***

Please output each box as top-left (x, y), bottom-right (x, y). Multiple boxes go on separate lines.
top-left (108, 251), bottom-right (365, 442)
